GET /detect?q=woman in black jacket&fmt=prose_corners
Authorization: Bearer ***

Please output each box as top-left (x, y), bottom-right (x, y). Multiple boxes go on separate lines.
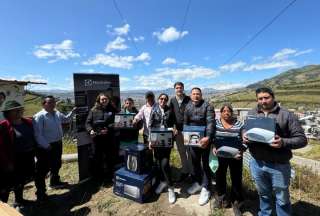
top-left (85, 93), bottom-right (118, 182)
top-left (148, 93), bottom-right (176, 204)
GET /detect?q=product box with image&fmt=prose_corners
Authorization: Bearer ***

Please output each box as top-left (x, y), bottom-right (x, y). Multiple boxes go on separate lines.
top-left (114, 113), bottom-right (135, 129)
top-left (125, 144), bottom-right (153, 174)
top-left (113, 167), bottom-right (158, 203)
top-left (244, 116), bottom-right (276, 144)
top-left (215, 132), bottom-right (242, 158)
top-left (182, 125), bottom-right (206, 147)
top-left (150, 128), bottom-right (173, 148)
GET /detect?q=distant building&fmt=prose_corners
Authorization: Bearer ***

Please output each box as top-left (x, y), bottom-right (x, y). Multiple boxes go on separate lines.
top-left (0, 79), bottom-right (46, 120)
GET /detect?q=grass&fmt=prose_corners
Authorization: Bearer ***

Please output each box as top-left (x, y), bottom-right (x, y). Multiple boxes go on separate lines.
top-left (62, 134), bottom-right (78, 154)
top-left (291, 165), bottom-right (320, 201)
top-left (295, 139), bottom-right (320, 160)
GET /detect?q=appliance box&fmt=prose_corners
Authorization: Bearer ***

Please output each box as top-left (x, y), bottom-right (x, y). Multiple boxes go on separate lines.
top-left (182, 125), bottom-right (206, 147)
top-left (150, 128), bottom-right (173, 148)
top-left (113, 167), bottom-right (158, 203)
top-left (114, 113), bottom-right (135, 129)
top-left (125, 144), bottom-right (153, 174)
top-left (215, 135), bottom-right (242, 158)
top-left (244, 116), bottom-right (276, 144)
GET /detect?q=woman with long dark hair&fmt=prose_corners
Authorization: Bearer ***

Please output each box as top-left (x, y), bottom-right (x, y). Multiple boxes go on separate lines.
top-left (85, 93), bottom-right (118, 182)
top-left (149, 93), bottom-right (176, 204)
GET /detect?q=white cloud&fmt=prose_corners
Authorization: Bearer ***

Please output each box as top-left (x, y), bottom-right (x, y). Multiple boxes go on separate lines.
top-left (133, 75), bottom-right (174, 90)
top-left (271, 48), bottom-right (313, 61)
top-left (82, 52), bottom-right (151, 69)
top-left (272, 48), bottom-right (297, 60)
top-left (21, 74), bottom-right (48, 83)
top-left (33, 40), bottom-right (80, 63)
top-left (133, 36), bottom-right (145, 42)
top-left (295, 49), bottom-right (313, 57)
top-left (219, 61), bottom-right (246, 72)
top-left (105, 36), bottom-right (128, 53)
top-left (153, 26), bottom-right (188, 43)
top-left (209, 83), bottom-right (245, 90)
top-left (155, 66), bottom-right (219, 80)
top-left (243, 60), bottom-right (297, 71)
top-left (114, 24), bottom-right (130, 36)
top-left (162, 57), bottom-right (177, 65)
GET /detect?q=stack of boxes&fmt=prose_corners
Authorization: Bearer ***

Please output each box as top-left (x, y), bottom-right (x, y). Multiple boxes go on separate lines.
top-left (113, 144), bottom-right (157, 203)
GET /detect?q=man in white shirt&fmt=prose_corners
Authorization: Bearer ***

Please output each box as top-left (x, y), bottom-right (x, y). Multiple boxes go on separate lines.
top-left (33, 96), bottom-right (75, 201)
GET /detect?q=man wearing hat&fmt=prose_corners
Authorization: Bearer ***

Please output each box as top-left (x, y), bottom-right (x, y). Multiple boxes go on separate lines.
top-left (133, 91), bottom-right (156, 144)
top-left (0, 100), bottom-right (37, 209)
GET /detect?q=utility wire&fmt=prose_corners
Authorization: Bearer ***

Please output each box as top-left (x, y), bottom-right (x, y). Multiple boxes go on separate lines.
top-left (222, 0), bottom-right (298, 66)
top-left (173, 0), bottom-right (192, 58)
top-left (112, 0), bottom-right (140, 55)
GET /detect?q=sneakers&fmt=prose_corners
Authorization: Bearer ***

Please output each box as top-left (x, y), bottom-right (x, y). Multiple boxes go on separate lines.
top-left (198, 187), bottom-right (211, 206)
top-left (187, 182), bottom-right (202, 195)
top-left (155, 181), bottom-right (168, 194)
top-left (168, 187), bottom-right (176, 204)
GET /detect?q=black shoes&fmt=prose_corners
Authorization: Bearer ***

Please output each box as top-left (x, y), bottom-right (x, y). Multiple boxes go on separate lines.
top-left (232, 201), bottom-right (242, 216)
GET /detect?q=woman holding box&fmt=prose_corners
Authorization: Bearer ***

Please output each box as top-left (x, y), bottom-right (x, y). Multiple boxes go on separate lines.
top-left (148, 93), bottom-right (176, 204)
top-left (212, 104), bottom-right (246, 216)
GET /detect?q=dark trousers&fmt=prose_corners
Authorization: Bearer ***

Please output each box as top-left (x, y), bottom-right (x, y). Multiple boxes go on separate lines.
top-left (92, 134), bottom-right (116, 180)
top-left (216, 157), bottom-right (243, 202)
top-left (35, 140), bottom-right (62, 196)
top-left (14, 151), bottom-right (35, 202)
top-left (154, 148), bottom-right (172, 186)
top-left (189, 146), bottom-right (211, 189)
top-left (0, 151), bottom-right (35, 202)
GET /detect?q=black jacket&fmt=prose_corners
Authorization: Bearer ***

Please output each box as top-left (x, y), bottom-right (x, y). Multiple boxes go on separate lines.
top-left (247, 102), bottom-right (307, 163)
top-left (184, 100), bottom-right (215, 139)
top-left (149, 103), bottom-right (173, 129)
top-left (85, 104), bottom-right (117, 133)
top-left (169, 95), bottom-right (190, 131)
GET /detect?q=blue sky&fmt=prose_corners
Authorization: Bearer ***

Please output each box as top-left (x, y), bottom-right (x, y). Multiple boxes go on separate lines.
top-left (0, 0), bottom-right (319, 91)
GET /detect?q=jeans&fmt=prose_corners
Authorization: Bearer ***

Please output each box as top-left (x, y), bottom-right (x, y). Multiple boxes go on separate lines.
top-left (249, 158), bottom-right (291, 216)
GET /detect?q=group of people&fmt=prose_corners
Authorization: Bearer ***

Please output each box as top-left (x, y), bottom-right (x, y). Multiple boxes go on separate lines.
top-left (0, 82), bottom-right (307, 216)
top-left (128, 83), bottom-right (306, 216)
top-left (0, 96), bottom-right (76, 210)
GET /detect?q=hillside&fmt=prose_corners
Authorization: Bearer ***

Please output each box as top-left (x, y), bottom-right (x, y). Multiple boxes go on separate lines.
top-left (211, 64), bottom-right (320, 110)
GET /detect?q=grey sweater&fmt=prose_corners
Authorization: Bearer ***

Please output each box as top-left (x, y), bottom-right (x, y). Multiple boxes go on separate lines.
top-left (247, 102), bottom-right (307, 163)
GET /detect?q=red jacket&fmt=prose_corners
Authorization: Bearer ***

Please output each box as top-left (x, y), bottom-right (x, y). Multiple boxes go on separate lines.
top-left (0, 117), bottom-right (33, 171)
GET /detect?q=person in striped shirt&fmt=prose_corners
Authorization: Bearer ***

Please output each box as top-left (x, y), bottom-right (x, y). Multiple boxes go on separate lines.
top-left (212, 104), bottom-right (246, 216)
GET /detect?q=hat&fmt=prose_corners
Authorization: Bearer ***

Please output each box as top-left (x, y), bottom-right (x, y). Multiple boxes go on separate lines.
top-left (145, 91), bottom-right (155, 99)
top-left (2, 100), bottom-right (23, 112)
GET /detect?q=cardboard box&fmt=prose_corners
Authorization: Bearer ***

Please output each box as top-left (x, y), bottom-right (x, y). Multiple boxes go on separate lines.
top-left (114, 113), bottom-right (135, 128)
top-left (113, 167), bottom-right (158, 203)
top-left (244, 116), bottom-right (276, 144)
top-left (183, 125), bottom-right (206, 147)
top-left (150, 128), bottom-right (173, 148)
top-left (125, 144), bottom-right (153, 174)
top-left (215, 134), bottom-right (242, 158)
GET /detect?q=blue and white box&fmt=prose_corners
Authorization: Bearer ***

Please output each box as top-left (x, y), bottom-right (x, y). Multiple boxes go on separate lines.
top-left (150, 128), bottom-right (173, 148)
top-left (125, 144), bottom-right (153, 174)
top-left (244, 116), bottom-right (276, 144)
top-left (183, 125), bottom-right (206, 147)
top-left (113, 167), bottom-right (158, 203)
top-left (114, 113), bottom-right (135, 128)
